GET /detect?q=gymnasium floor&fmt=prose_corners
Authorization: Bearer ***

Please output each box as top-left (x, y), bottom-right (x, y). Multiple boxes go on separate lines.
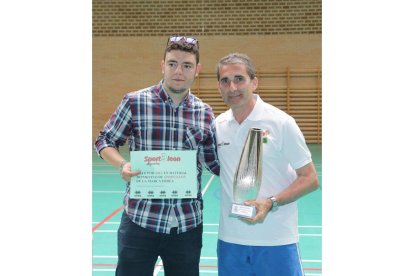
top-left (92, 144), bottom-right (322, 275)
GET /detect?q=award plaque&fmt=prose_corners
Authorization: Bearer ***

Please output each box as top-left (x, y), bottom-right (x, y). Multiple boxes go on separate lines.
top-left (231, 128), bottom-right (263, 218)
top-left (129, 150), bottom-right (197, 199)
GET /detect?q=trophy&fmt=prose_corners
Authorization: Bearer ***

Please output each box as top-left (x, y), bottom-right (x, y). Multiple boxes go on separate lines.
top-left (231, 128), bottom-right (263, 218)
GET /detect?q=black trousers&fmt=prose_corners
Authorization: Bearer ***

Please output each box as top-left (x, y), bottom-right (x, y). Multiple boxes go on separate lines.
top-left (116, 211), bottom-right (203, 276)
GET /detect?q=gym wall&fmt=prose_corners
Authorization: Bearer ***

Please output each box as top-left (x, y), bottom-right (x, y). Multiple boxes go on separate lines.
top-left (93, 0), bottom-right (322, 143)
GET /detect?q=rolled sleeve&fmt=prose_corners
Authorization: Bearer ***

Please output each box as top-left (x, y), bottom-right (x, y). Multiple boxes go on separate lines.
top-left (94, 94), bottom-right (132, 157)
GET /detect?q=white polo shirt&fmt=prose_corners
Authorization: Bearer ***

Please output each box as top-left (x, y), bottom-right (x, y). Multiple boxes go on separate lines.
top-left (215, 95), bottom-right (312, 246)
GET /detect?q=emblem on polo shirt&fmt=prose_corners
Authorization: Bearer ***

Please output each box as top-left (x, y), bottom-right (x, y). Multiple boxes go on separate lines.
top-left (217, 141), bottom-right (230, 147)
top-left (262, 130), bottom-right (270, 143)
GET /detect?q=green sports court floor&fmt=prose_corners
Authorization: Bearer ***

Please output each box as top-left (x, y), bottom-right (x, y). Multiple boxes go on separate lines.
top-left (92, 144), bottom-right (322, 275)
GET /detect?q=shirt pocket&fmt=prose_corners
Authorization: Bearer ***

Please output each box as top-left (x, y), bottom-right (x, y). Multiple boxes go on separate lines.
top-left (184, 127), bottom-right (204, 150)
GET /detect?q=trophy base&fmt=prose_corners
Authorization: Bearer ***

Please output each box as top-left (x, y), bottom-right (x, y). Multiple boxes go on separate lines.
top-left (231, 203), bottom-right (256, 218)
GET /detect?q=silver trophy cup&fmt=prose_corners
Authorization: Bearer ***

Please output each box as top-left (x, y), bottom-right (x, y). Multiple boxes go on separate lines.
top-left (231, 128), bottom-right (263, 218)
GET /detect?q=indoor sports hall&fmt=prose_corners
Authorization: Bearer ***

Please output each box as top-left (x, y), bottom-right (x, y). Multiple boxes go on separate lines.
top-left (92, 0), bottom-right (322, 275)
top-left (92, 145), bottom-right (322, 275)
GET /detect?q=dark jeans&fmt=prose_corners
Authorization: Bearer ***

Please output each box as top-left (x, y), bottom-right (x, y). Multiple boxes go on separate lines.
top-left (116, 211), bottom-right (203, 276)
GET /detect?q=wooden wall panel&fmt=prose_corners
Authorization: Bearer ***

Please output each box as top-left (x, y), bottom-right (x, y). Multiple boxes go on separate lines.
top-left (194, 69), bottom-right (322, 144)
top-left (93, 35), bottom-right (322, 144)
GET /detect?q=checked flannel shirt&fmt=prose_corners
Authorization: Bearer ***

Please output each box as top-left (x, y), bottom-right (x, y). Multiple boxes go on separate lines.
top-left (95, 81), bottom-right (220, 234)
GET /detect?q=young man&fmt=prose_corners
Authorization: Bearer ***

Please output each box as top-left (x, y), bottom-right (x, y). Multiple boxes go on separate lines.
top-left (95, 36), bottom-right (220, 276)
top-left (215, 53), bottom-right (319, 276)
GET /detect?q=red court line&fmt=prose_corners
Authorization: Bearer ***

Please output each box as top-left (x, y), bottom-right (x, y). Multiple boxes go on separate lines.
top-left (92, 205), bottom-right (124, 232)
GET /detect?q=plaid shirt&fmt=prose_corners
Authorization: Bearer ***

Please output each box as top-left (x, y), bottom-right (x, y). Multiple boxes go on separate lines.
top-left (95, 81), bottom-right (220, 234)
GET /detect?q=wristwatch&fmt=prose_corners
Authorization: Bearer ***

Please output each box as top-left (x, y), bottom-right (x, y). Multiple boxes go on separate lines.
top-left (119, 160), bottom-right (127, 173)
top-left (268, 196), bottom-right (279, 211)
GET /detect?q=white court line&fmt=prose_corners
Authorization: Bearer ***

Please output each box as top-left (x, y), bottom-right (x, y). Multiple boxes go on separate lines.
top-left (202, 175), bottom-right (215, 196)
top-left (153, 258), bottom-right (163, 275)
top-left (200, 257), bottom-right (217, 260)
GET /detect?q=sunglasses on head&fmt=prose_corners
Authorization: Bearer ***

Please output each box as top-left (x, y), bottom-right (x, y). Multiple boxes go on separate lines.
top-left (167, 35), bottom-right (199, 49)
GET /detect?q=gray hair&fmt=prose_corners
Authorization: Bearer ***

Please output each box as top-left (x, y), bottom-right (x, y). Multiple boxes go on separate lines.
top-left (215, 53), bottom-right (256, 80)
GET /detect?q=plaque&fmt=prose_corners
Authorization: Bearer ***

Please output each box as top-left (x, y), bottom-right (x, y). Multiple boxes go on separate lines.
top-left (129, 150), bottom-right (197, 199)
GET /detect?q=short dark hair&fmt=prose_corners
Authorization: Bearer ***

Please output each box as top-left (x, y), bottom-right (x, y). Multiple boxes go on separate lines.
top-left (164, 35), bottom-right (200, 64)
